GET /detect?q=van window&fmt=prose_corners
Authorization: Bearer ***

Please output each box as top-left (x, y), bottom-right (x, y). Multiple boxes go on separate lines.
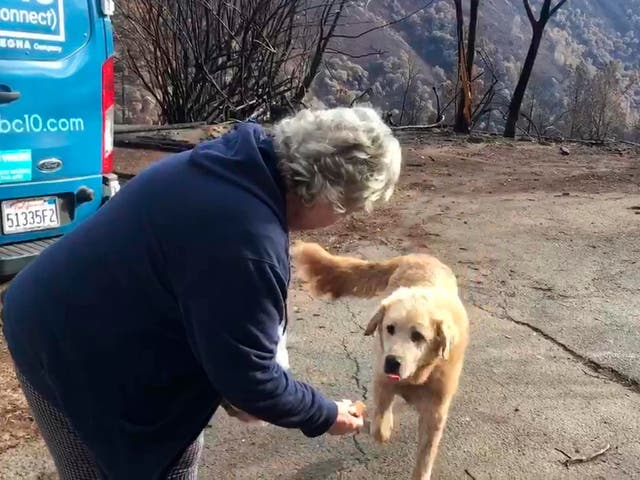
top-left (0, 0), bottom-right (91, 62)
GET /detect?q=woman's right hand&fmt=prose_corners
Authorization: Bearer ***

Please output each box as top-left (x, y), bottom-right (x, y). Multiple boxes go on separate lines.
top-left (327, 399), bottom-right (365, 435)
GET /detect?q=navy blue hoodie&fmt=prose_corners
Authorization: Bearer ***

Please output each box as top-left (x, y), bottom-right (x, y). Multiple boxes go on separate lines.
top-left (2, 122), bottom-right (337, 479)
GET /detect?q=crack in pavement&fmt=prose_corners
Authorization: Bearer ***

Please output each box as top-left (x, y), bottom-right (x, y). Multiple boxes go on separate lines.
top-left (340, 335), bottom-right (369, 402)
top-left (351, 434), bottom-right (368, 460)
top-left (340, 335), bottom-right (370, 462)
top-left (474, 303), bottom-right (640, 395)
top-left (341, 301), bottom-right (371, 463)
top-left (345, 302), bottom-right (366, 333)
top-left (343, 302), bottom-right (369, 401)
top-left (468, 268), bottom-right (640, 395)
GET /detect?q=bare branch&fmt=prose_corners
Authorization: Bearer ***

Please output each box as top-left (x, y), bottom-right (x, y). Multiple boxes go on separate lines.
top-left (115, 0), bottom-right (436, 124)
top-left (523, 0), bottom-right (537, 26)
top-left (549, 0), bottom-right (569, 18)
top-left (116, 0), bottom-right (355, 123)
top-left (332, 1), bottom-right (435, 39)
top-left (350, 87), bottom-right (373, 107)
top-left (433, 86), bottom-right (442, 121)
top-left (325, 47), bottom-right (386, 59)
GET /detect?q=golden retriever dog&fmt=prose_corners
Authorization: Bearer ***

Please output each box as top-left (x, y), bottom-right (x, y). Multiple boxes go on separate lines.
top-left (292, 242), bottom-right (469, 480)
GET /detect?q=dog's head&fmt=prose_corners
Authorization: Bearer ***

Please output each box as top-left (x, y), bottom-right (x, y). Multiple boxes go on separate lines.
top-left (364, 286), bottom-right (465, 382)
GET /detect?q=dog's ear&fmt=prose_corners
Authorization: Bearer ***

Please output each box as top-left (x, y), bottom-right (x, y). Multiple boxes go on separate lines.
top-left (364, 303), bottom-right (386, 336)
top-left (435, 319), bottom-right (457, 360)
top-left (365, 290), bottom-right (406, 336)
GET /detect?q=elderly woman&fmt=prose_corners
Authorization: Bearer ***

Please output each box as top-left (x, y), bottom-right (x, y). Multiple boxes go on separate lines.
top-left (2, 107), bottom-right (402, 479)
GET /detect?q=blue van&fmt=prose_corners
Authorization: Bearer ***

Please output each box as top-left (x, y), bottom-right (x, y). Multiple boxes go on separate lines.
top-left (0, 0), bottom-right (119, 276)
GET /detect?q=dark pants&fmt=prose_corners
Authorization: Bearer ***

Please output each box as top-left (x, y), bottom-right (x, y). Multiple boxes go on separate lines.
top-left (16, 370), bottom-right (204, 479)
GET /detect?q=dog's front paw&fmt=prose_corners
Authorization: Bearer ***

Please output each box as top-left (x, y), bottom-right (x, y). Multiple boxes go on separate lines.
top-left (371, 414), bottom-right (393, 443)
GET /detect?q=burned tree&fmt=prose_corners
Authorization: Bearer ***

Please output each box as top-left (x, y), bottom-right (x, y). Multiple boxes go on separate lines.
top-left (453, 0), bottom-right (481, 134)
top-left (503, 0), bottom-right (569, 138)
top-left (115, 0), bottom-right (349, 124)
top-left (438, 46), bottom-right (501, 132)
top-left (292, 0), bottom-right (350, 104)
top-left (567, 62), bottom-right (590, 138)
top-left (567, 62), bottom-right (636, 142)
top-left (469, 48), bottom-right (500, 128)
top-left (399, 54), bottom-right (420, 125)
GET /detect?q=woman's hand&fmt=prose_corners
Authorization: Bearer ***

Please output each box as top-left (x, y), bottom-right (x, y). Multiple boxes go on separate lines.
top-left (327, 399), bottom-right (365, 435)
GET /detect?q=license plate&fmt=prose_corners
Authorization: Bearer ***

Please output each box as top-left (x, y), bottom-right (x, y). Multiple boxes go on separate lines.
top-left (2, 197), bottom-right (60, 235)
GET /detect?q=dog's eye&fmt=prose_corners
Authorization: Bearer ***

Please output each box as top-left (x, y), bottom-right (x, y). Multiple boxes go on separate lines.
top-left (411, 331), bottom-right (425, 343)
top-left (386, 324), bottom-right (395, 335)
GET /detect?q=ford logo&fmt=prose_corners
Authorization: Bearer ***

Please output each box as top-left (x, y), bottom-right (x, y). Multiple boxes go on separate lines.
top-left (37, 158), bottom-right (63, 173)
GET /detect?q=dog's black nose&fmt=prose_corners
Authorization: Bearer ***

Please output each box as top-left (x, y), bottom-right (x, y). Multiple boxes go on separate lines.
top-left (384, 355), bottom-right (401, 375)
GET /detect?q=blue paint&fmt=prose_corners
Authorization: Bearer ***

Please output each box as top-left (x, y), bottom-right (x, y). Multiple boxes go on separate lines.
top-left (0, 149), bottom-right (32, 183)
top-left (0, 0), bottom-right (91, 61)
top-left (0, 0), bottom-right (65, 42)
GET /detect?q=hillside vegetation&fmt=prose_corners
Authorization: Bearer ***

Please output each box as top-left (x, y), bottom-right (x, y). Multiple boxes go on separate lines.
top-left (314, 0), bottom-right (639, 138)
top-left (113, 0), bottom-right (639, 140)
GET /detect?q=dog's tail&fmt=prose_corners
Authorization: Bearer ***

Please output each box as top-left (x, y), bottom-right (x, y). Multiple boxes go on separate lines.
top-left (292, 242), bottom-right (402, 299)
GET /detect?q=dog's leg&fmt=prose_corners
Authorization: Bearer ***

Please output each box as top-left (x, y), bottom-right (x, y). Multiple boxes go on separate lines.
top-left (411, 393), bottom-right (452, 480)
top-left (371, 378), bottom-right (395, 443)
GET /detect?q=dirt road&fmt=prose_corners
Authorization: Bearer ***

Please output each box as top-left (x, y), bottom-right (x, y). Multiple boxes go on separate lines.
top-left (1, 136), bottom-right (639, 479)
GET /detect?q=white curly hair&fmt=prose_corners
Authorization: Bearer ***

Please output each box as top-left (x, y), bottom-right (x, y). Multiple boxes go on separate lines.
top-left (272, 107), bottom-right (402, 213)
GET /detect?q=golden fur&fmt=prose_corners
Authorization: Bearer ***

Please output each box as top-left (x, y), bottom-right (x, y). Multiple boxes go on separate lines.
top-left (293, 242), bottom-right (469, 480)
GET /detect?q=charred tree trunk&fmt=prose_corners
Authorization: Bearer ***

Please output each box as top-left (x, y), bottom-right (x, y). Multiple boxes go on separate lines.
top-left (453, 0), bottom-right (471, 133)
top-left (454, 0), bottom-right (480, 134)
top-left (504, 28), bottom-right (544, 137)
top-left (504, 0), bottom-right (568, 138)
top-left (526, 91), bottom-right (536, 134)
top-left (399, 84), bottom-right (410, 125)
top-left (466, 0), bottom-right (480, 77)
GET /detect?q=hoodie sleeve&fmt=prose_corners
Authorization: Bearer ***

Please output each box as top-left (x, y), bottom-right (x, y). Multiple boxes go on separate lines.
top-left (178, 256), bottom-right (337, 437)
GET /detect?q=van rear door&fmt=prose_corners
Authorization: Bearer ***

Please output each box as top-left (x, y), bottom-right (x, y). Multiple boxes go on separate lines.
top-left (0, 0), bottom-right (111, 246)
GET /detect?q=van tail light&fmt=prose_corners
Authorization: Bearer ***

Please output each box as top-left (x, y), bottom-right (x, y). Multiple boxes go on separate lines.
top-left (102, 56), bottom-right (115, 174)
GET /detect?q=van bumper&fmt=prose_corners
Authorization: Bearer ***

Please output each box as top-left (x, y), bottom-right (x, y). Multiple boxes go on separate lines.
top-left (0, 237), bottom-right (60, 277)
top-left (0, 174), bottom-right (120, 278)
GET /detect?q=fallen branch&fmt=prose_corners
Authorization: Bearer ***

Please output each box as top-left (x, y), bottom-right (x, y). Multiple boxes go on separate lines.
top-left (616, 139), bottom-right (640, 147)
top-left (557, 444), bottom-right (611, 467)
top-left (464, 469), bottom-right (478, 479)
top-left (554, 447), bottom-right (573, 459)
top-left (392, 116), bottom-right (446, 131)
top-left (114, 122), bottom-right (207, 134)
